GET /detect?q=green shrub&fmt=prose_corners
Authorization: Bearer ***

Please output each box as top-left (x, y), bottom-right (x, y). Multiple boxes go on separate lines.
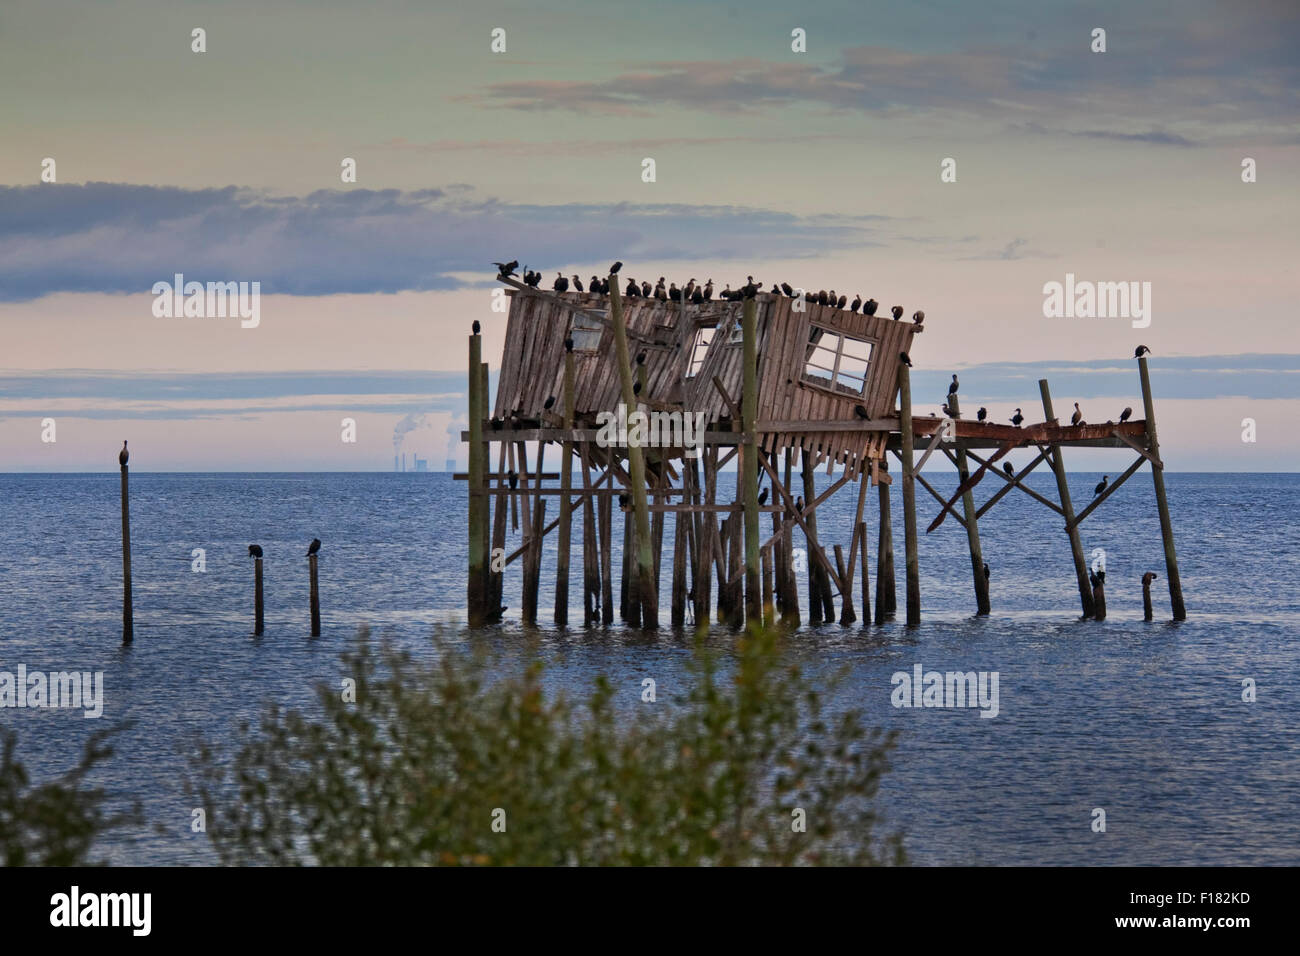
top-left (194, 627), bottom-right (904, 866)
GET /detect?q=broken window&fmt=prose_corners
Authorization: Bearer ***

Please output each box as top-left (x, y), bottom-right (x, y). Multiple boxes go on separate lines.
top-left (801, 325), bottom-right (874, 396)
top-left (686, 325), bottom-right (717, 378)
top-left (569, 312), bottom-right (604, 352)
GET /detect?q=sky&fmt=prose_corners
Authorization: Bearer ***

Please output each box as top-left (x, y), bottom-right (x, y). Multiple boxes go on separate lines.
top-left (1, 0), bottom-right (1297, 471)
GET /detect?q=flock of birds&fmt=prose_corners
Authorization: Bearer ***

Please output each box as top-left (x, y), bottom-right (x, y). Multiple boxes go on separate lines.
top-left (492, 260), bottom-right (926, 326)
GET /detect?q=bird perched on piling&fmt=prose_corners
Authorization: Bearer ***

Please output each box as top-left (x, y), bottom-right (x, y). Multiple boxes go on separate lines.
top-left (912, 310), bottom-right (925, 326)
top-left (307, 538), bottom-right (321, 556)
top-left (553, 272), bottom-right (569, 292)
top-left (1071, 402), bottom-right (1084, 426)
top-left (609, 261), bottom-right (623, 275)
top-left (899, 351), bottom-right (913, 367)
top-left (891, 305), bottom-right (904, 320)
top-left (1135, 345), bottom-right (1150, 358)
top-left (854, 404), bottom-right (871, 420)
top-left (941, 402), bottom-right (954, 417)
top-left (572, 275), bottom-right (584, 292)
top-left (948, 374), bottom-right (959, 396)
top-left (248, 544), bottom-right (263, 558)
top-left (984, 563), bottom-right (990, 581)
top-left (977, 407), bottom-right (987, 422)
top-left (1010, 408), bottom-right (1024, 426)
top-left (1119, 406), bottom-right (1133, 423)
top-left (850, 294), bottom-right (862, 313)
top-left (472, 319), bottom-right (481, 334)
top-left (493, 260), bottom-right (518, 278)
top-left (1094, 475), bottom-right (1109, 496)
top-left (119, 440), bottom-right (129, 465)
top-left (864, 298), bottom-right (878, 316)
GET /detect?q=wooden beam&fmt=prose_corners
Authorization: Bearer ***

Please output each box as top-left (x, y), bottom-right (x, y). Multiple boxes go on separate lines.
top-left (757, 454), bottom-right (845, 594)
top-left (972, 447), bottom-right (1051, 520)
top-left (1065, 454), bottom-right (1147, 531)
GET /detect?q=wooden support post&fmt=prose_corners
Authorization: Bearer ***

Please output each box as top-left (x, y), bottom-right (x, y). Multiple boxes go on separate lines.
top-left (833, 545), bottom-right (854, 624)
top-left (580, 446), bottom-right (599, 624)
top-left (858, 520), bottom-right (871, 625)
top-left (781, 514), bottom-right (800, 624)
top-left (897, 361), bottom-right (921, 627)
top-left (741, 296), bottom-right (762, 627)
top-left (1091, 571), bottom-right (1107, 621)
top-left (876, 459), bottom-right (895, 624)
top-left (608, 280), bottom-right (657, 628)
top-left (599, 489), bottom-right (614, 625)
top-left (490, 441), bottom-right (508, 620)
top-left (840, 468), bottom-right (870, 625)
top-left (1138, 355), bottom-right (1186, 620)
top-left (523, 499), bottom-right (546, 625)
top-left (253, 555), bottom-right (264, 636)
top-left (554, 352), bottom-right (575, 627)
top-left (308, 552), bottom-right (321, 637)
top-left (947, 394), bottom-right (990, 615)
top-left (761, 547), bottom-right (774, 626)
top-left (1039, 379), bottom-right (1096, 619)
top-left (696, 448), bottom-right (716, 625)
top-left (467, 332), bottom-right (488, 626)
top-left (1142, 571), bottom-right (1157, 622)
top-left (801, 454), bottom-right (835, 622)
top-left (119, 445), bottom-right (133, 644)
top-left (672, 503), bottom-right (688, 627)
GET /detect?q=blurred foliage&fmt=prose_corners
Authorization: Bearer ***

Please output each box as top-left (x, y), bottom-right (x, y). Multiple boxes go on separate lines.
top-left (194, 627), bottom-right (904, 866)
top-left (0, 725), bottom-right (137, 866)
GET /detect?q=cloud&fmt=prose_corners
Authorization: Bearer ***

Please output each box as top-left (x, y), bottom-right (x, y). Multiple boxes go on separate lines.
top-left (0, 184), bottom-right (891, 302)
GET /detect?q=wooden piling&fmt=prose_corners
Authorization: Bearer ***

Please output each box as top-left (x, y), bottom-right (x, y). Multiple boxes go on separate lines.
top-left (897, 361), bottom-right (921, 627)
top-left (599, 489), bottom-right (614, 624)
top-left (672, 506), bottom-right (688, 627)
top-left (875, 459), bottom-right (895, 624)
top-left (1142, 571), bottom-right (1157, 622)
top-left (554, 351), bottom-right (575, 626)
top-left (858, 520), bottom-right (871, 624)
top-left (579, 446), bottom-right (599, 624)
top-left (523, 499), bottom-right (546, 625)
top-left (741, 296), bottom-right (762, 626)
top-left (840, 468), bottom-right (870, 625)
top-left (833, 545), bottom-right (854, 624)
top-left (119, 445), bottom-right (133, 644)
top-left (1039, 379), bottom-right (1096, 619)
top-left (1138, 355), bottom-right (1186, 620)
top-left (254, 555), bottom-right (264, 636)
top-left (761, 547), bottom-right (774, 626)
top-left (490, 442), bottom-right (508, 619)
top-left (308, 552), bottom-right (321, 637)
top-left (801, 454), bottom-right (835, 622)
top-left (947, 394), bottom-right (991, 615)
top-left (1091, 572), bottom-right (1107, 621)
top-left (608, 280), bottom-right (657, 628)
top-left (467, 332), bottom-right (488, 626)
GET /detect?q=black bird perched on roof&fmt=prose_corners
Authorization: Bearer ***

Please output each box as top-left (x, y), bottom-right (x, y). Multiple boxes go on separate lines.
top-left (770, 283), bottom-right (781, 296)
top-left (307, 538), bottom-right (321, 556)
top-left (948, 374), bottom-right (959, 396)
top-left (758, 487), bottom-right (769, 505)
top-left (525, 270), bottom-right (541, 288)
top-left (743, 281), bottom-right (759, 299)
top-left (626, 278), bottom-right (640, 297)
top-left (816, 290), bottom-right (828, 306)
top-left (1134, 345), bottom-right (1150, 358)
top-left (899, 351), bottom-right (912, 367)
top-left (1119, 406), bottom-right (1133, 423)
top-left (781, 282), bottom-right (795, 298)
top-left (564, 337), bottom-right (573, 352)
top-left (977, 406), bottom-right (987, 422)
top-left (891, 305), bottom-right (904, 320)
top-left (508, 469), bottom-right (518, 489)
top-left (119, 440), bottom-right (129, 466)
top-left (248, 544), bottom-right (263, 558)
top-left (590, 275), bottom-right (602, 294)
top-left (654, 278), bottom-right (667, 300)
top-left (1094, 475), bottom-right (1109, 497)
top-left (692, 285), bottom-right (705, 304)
top-left (472, 319), bottom-right (481, 334)
top-left (702, 279), bottom-right (713, 300)
top-left (864, 298), bottom-right (878, 316)
top-left (837, 293), bottom-right (848, 310)
top-left (609, 261), bottom-right (623, 275)
top-left (669, 282), bottom-right (682, 302)
top-left (912, 310), bottom-right (925, 326)
top-left (1003, 461), bottom-right (1015, 477)
top-left (854, 404), bottom-right (870, 420)
top-left (493, 260), bottom-right (518, 278)
top-left (543, 395), bottom-right (556, 410)
top-left (572, 275), bottom-right (584, 292)
top-left (850, 294), bottom-right (862, 313)
top-left (553, 272), bottom-right (569, 292)
top-left (1010, 408), bottom-right (1024, 426)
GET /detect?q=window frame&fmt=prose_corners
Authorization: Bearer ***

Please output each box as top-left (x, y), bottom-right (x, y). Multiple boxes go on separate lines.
top-left (799, 324), bottom-right (876, 398)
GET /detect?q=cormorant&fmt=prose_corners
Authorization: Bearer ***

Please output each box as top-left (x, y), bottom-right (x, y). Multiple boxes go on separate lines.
top-left (609, 261), bottom-right (623, 275)
top-left (891, 305), bottom-right (904, 320)
top-left (472, 319), bottom-right (481, 334)
top-left (543, 395), bottom-right (556, 410)
top-left (618, 493), bottom-right (629, 508)
top-left (1119, 406), bottom-right (1133, 423)
top-left (1143, 571), bottom-right (1158, 586)
top-left (692, 285), bottom-right (705, 304)
top-left (850, 295), bottom-right (862, 313)
top-left (564, 337), bottom-right (574, 352)
top-left (912, 310), bottom-right (925, 325)
top-left (1071, 402), bottom-right (1083, 426)
top-left (1094, 475), bottom-right (1108, 496)
top-left (642, 280), bottom-right (653, 297)
top-left (977, 406), bottom-right (987, 422)
top-left (702, 279), bottom-right (713, 300)
top-left (307, 538), bottom-right (321, 556)
top-left (248, 544), bottom-right (263, 558)
top-left (794, 495), bottom-right (804, 514)
top-left (626, 278), bottom-right (640, 297)
top-left (942, 403), bottom-right (953, 417)
top-left (1003, 462), bottom-right (1015, 477)
top-left (572, 275), bottom-right (584, 292)
top-left (758, 487), bottom-right (769, 505)
top-left (816, 290), bottom-right (828, 306)
top-left (948, 374), bottom-right (959, 396)
top-left (1134, 345), bottom-right (1150, 358)
top-left (632, 380), bottom-right (642, 396)
top-left (899, 351), bottom-right (913, 367)
top-left (854, 404), bottom-right (870, 420)
top-left (983, 562), bottom-right (990, 581)
top-left (493, 260), bottom-right (518, 278)
top-left (668, 283), bottom-right (681, 302)
top-left (781, 282), bottom-right (795, 297)
top-left (119, 440), bottom-right (129, 466)
top-left (553, 272), bottom-right (569, 292)
top-left (1010, 408), bottom-right (1024, 426)
top-left (864, 298), bottom-right (878, 316)
top-left (636, 350), bottom-right (646, 365)
top-left (508, 469), bottom-right (518, 489)
top-left (837, 294), bottom-right (847, 310)
top-left (591, 275), bottom-right (602, 294)
top-left (654, 279), bottom-right (667, 300)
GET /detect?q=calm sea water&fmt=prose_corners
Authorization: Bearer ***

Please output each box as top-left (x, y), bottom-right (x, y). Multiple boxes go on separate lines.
top-left (0, 471), bottom-right (1296, 865)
